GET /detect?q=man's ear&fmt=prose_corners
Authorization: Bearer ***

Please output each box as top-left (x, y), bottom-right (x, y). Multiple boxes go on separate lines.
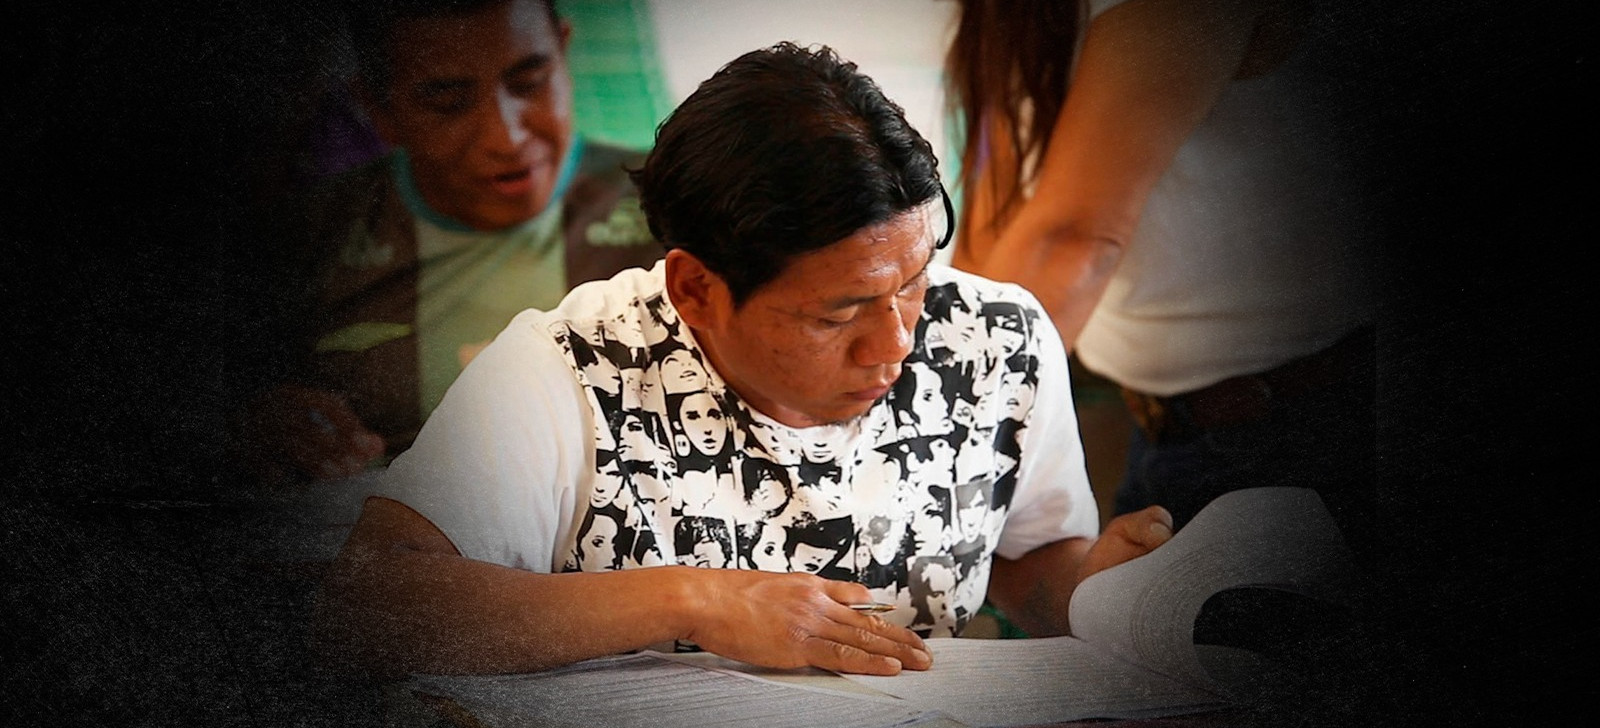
top-left (558, 19), bottom-right (573, 54)
top-left (664, 249), bottom-right (727, 330)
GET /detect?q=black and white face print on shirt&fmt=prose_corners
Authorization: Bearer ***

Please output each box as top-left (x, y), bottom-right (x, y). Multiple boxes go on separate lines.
top-left (554, 278), bottom-right (1043, 638)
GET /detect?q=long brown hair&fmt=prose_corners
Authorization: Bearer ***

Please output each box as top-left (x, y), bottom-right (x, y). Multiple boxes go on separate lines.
top-left (945, 0), bottom-right (1086, 237)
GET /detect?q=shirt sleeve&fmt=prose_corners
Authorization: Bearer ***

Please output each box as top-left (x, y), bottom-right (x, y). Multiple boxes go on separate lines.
top-left (369, 308), bottom-right (592, 573)
top-left (993, 292), bottom-right (1101, 560)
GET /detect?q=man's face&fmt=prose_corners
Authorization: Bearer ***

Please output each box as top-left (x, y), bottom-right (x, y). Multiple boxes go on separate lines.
top-left (687, 209), bottom-right (937, 429)
top-left (370, 0), bottom-right (573, 230)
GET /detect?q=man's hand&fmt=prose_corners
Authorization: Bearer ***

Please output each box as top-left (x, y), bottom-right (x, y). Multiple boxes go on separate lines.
top-left (1077, 505), bottom-right (1173, 583)
top-left (240, 384), bottom-right (387, 482)
top-left (684, 570), bottom-right (932, 676)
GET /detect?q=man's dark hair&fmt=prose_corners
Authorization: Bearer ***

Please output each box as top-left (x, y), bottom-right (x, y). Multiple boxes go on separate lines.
top-left (346, 0), bottom-right (561, 103)
top-left (630, 42), bottom-right (949, 306)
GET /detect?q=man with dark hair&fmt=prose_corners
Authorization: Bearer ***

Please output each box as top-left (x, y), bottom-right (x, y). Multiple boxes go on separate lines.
top-left (316, 42), bottom-right (1172, 677)
top-left (239, 0), bottom-right (662, 484)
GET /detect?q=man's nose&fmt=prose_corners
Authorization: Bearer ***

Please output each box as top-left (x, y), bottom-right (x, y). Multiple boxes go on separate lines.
top-left (484, 86), bottom-right (531, 150)
top-left (851, 302), bottom-right (915, 367)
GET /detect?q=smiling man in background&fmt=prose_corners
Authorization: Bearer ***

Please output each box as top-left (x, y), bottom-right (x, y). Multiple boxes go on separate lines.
top-left (239, 0), bottom-right (663, 485)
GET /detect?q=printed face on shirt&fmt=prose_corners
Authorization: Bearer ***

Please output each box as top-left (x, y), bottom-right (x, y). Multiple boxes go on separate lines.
top-left (910, 489), bottom-right (949, 552)
top-left (905, 361), bottom-right (945, 428)
top-left (948, 298), bottom-right (981, 348)
top-left (986, 308), bottom-right (1027, 360)
top-left (682, 207), bottom-right (937, 428)
top-left (920, 561), bottom-right (955, 621)
top-left (582, 512), bottom-right (617, 563)
top-left (615, 411), bottom-right (654, 461)
top-left (367, 0), bottom-right (574, 231)
top-left (789, 541), bottom-right (839, 574)
top-left (1001, 370), bottom-right (1034, 414)
top-left (745, 523), bottom-right (787, 571)
top-left (658, 349), bottom-right (706, 394)
top-left (577, 511), bottom-right (620, 567)
top-left (581, 356), bottom-right (622, 397)
top-left (864, 514), bottom-right (903, 563)
top-left (690, 535), bottom-right (728, 568)
top-left (749, 422), bottom-right (800, 462)
top-left (955, 484), bottom-right (988, 541)
top-left (592, 452), bottom-right (623, 507)
top-left (803, 434), bottom-right (840, 463)
top-left (676, 391), bottom-right (728, 457)
top-left (747, 472), bottom-right (789, 516)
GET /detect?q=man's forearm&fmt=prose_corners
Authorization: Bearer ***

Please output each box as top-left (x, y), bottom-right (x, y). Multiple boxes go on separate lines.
top-left (311, 497), bottom-right (705, 678)
top-left (314, 546), bottom-right (701, 678)
top-left (313, 497), bottom-right (937, 678)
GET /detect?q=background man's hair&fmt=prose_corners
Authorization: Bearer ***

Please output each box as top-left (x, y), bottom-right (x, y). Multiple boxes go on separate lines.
top-left (346, 0), bottom-right (561, 103)
top-left (630, 42), bottom-right (943, 305)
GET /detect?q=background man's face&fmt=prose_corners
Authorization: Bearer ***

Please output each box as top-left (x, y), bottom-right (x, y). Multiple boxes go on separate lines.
top-left (371, 0), bottom-right (573, 230)
top-left (694, 209), bottom-right (936, 428)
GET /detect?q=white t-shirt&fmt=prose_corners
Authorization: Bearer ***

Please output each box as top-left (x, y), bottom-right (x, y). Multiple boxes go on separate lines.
top-left (1075, 0), bottom-right (1378, 395)
top-left (376, 261), bottom-right (1097, 637)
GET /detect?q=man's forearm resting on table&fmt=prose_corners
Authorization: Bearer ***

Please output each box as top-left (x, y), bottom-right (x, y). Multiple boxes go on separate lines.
top-left (313, 497), bottom-right (931, 678)
top-left (313, 497), bottom-right (695, 677)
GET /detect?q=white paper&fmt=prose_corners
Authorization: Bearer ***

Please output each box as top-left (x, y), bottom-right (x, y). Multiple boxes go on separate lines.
top-left (842, 637), bottom-right (1224, 727)
top-left (1067, 486), bottom-right (1361, 696)
top-left (410, 652), bottom-right (951, 728)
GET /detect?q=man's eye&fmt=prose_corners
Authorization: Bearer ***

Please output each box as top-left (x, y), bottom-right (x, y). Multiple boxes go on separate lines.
top-left (816, 307), bottom-right (858, 327)
top-left (899, 272), bottom-right (931, 299)
top-left (508, 68), bottom-right (552, 97)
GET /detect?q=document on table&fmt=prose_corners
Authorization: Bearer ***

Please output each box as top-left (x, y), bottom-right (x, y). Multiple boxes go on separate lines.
top-left (841, 637), bottom-right (1226, 728)
top-left (408, 651), bottom-right (955, 728)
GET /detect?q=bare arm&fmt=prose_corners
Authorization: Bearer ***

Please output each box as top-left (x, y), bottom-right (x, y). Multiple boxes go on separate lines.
top-left (311, 496), bottom-right (932, 679)
top-left (955, 0), bottom-right (1283, 351)
top-left (985, 506), bottom-right (1173, 637)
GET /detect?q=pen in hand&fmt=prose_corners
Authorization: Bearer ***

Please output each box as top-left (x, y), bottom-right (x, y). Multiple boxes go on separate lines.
top-left (848, 602), bottom-right (895, 613)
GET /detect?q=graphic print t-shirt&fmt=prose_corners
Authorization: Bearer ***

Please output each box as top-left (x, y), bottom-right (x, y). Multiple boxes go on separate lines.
top-left (377, 262), bottom-right (1097, 638)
